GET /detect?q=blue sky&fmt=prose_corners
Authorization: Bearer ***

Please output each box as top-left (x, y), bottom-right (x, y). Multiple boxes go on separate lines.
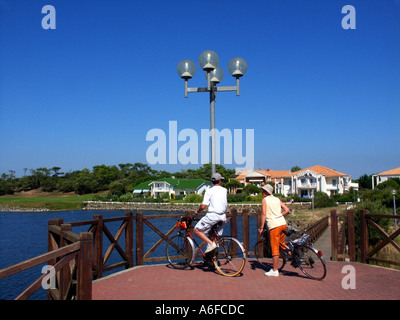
top-left (0, 0), bottom-right (399, 179)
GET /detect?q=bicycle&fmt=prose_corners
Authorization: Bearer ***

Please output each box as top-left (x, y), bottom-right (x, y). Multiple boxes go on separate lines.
top-left (254, 226), bottom-right (327, 280)
top-left (165, 216), bottom-right (247, 277)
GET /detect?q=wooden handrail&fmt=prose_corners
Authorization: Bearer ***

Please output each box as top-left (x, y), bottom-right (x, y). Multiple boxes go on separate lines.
top-left (0, 242), bottom-right (80, 280)
top-left (330, 210), bottom-right (356, 262)
top-left (0, 233), bottom-right (92, 300)
top-left (360, 210), bottom-right (400, 267)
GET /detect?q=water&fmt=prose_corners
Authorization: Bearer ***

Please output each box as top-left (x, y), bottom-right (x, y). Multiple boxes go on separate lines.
top-left (0, 210), bottom-right (259, 300)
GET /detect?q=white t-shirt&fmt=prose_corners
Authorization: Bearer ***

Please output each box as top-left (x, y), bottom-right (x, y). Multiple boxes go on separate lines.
top-left (202, 185), bottom-right (227, 214)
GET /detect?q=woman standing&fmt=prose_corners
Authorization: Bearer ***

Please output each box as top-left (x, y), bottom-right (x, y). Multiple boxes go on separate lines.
top-left (259, 184), bottom-right (290, 277)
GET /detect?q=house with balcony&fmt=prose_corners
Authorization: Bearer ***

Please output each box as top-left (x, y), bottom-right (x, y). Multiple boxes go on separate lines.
top-left (372, 167), bottom-right (400, 189)
top-left (290, 165), bottom-right (356, 197)
top-left (133, 178), bottom-right (212, 198)
top-left (236, 165), bottom-right (357, 197)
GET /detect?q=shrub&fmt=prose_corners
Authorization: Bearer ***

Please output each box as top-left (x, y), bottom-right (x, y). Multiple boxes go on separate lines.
top-left (186, 193), bottom-right (203, 203)
top-left (314, 192), bottom-right (337, 208)
top-left (227, 193), bottom-right (247, 203)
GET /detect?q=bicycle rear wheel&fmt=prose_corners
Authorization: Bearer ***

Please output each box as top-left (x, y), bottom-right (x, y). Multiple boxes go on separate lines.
top-left (254, 240), bottom-right (286, 271)
top-left (294, 245), bottom-right (326, 280)
top-left (213, 237), bottom-right (246, 277)
top-left (165, 233), bottom-right (194, 269)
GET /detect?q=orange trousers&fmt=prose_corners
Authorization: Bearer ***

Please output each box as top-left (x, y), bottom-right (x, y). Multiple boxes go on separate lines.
top-left (269, 225), bottom-right (287, 256)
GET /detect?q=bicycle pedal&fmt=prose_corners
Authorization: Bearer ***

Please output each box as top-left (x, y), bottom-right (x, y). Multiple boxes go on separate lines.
top-left (203, 260), bottom-right (213, 266)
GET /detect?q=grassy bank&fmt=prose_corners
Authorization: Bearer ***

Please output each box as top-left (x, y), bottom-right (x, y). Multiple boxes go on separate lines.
top-left (0, 192), bottom-right (99, 211)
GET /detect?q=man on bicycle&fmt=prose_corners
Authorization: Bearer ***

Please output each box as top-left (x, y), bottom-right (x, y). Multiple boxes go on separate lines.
top-left (259, 184), bottom-right (290, 277)
top-left (194, 172), bottom-right (227, 254)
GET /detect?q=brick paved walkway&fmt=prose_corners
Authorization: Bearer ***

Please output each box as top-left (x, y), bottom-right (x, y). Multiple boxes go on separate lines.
top-left (92, 259), bottom-right (400, 300)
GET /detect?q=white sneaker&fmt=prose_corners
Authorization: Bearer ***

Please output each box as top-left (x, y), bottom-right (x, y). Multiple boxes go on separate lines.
top-left (205, 242), bottom-right (217, 253)
top-left (264, 269), bottom-right (279, 277)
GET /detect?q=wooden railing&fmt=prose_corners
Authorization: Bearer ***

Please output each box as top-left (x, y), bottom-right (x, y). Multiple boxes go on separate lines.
top-left (331, 210), bottom-right (356, 262)
top-left (331, 209), bottom-right (400, 267)
top-left (304, 215), bottom-right (329, 243)
top-left (49, 212), bottom-right (134, 279)
top-left (0, 231), bottom-right (92, 300)
top-left (360, 210), bottom-right (400, 267)
top-left (1, 209), bottom-right (329, 300)
top-left (135, 209), bottom-right (246, 265)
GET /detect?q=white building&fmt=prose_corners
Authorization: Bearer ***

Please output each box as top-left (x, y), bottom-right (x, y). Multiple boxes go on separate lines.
top-left (372, 167), bottom-right (400, 189)
top-left (236, 165), bottom-right (358, 197)
top-left (133, 178), bottom-right (211, 198)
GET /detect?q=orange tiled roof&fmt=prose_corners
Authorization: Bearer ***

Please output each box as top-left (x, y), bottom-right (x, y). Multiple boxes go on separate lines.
top-left (377, 167), bottom-right (400, 176)
top-left (258, 170), bottom-right (292, 178)
top-left (235, 165), bottom-right (351, 181)
top-left (292, 165), bottom-right (350, 177)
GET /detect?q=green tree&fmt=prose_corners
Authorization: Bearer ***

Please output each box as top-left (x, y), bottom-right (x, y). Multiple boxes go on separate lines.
top-left (0, 173), bottom-right (14, 195)
top-left (92, 165), bottom-right (120, 190)
top-left (74, 169), bottom-right (97, 194)
top-left (357, 174), bottom-right (373, 190)
top-left (225, 180), bottom-right (243, 194)
top-left (243, 183), bottom-right (261, 195)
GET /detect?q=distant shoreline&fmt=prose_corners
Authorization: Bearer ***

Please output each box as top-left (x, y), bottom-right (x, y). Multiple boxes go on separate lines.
top-left (0, 201), bottom-right (316, 213)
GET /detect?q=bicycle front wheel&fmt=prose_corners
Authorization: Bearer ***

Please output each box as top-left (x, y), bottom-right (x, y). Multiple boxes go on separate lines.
top-left (165, 233), bottom-right (194, 269)
top-left (254, 240), bottom-right (286, 271)
top-left (213, 237), bottom-right (246, 277)
top-left (294, 245), bottom-right (326, 280)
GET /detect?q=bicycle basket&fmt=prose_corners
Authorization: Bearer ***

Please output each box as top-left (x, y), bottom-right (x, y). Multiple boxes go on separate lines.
top-left (294, 233), bottom-right (311, 246)
top-left (176, 217), bottom-right (192, 230)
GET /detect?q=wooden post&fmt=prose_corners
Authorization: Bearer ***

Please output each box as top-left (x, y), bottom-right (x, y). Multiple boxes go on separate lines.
top-left (330, 210), bottom-right (338, 261)
top-left (230, 209), bottom-right (238, 238)
top-left (47, 218), bottom-right (62, 300)
top-left (360, 210), bottom-right (368, 263)
top-left (242, 209), bottom-right (249, 254)
top-left (347, 210), bottom-right (356, 262)
top-left (47, 218), bottom-right (63, 252)
top-left (125, 211), bottom-right (134, 268)
top-left (77, 232), bottom-right (92, 300)
top-left (93, 215), bottom-right (103, 279)
top-left (60, 224), bottom-right (72, 299)
top-left (136, 211), bottom-right (144, 266)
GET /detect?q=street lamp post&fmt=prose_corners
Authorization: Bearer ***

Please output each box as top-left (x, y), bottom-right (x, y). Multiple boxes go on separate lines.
top-left (177, 50), bottom-right (247, 175)
top-left (392, 189), bottom-right (397, 230)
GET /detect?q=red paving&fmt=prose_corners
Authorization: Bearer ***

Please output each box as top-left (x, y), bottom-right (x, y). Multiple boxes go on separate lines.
top-left (92, 259), bottom-right (400, 300)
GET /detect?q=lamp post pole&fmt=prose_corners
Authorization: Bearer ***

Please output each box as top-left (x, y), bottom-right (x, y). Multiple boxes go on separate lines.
top-left (393, 189), bottom-right (397, 230)
top-left (210, 83), bottom-right (216, 175)
top-left (177, 50), bottom-right (247, 176)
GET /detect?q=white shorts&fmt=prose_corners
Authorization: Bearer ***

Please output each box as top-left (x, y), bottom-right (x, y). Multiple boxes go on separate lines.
top-left (195, 213), bottom-right (226, 236)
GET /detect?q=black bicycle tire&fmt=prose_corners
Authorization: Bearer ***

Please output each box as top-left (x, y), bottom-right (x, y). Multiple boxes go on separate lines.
top-left (165, 233), bottom-right (193, 269)
top-left (253, 240), bottom-right (286, 271)
top-left (294, 244), bottom-right (327, 280)
top-left (213, 237), bottom-right (246, 277)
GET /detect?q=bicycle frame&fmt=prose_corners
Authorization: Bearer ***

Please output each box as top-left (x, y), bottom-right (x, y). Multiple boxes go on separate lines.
top-left (259, 228), bottom-right (324, 264)
top-left (180, 225), bottom-right (219, 259)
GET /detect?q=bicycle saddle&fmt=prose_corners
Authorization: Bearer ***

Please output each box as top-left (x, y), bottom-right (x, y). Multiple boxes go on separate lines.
top-left (210, 221), bottom-right (223, 231)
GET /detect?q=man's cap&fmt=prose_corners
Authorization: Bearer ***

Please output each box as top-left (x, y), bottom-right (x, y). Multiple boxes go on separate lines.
top-left (261, 184), bottom-right (274, 195)
top-left (211, 172), bottom-right (225, 181)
